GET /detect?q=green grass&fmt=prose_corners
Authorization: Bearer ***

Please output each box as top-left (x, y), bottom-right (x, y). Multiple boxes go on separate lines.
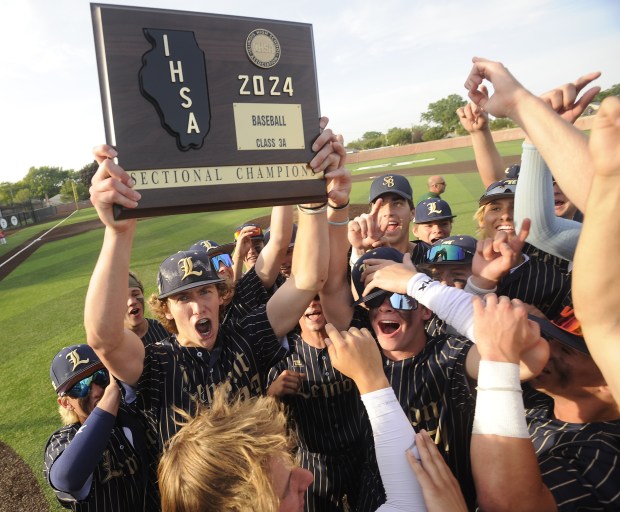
top-left (0, 150), bottom-right (489, 509)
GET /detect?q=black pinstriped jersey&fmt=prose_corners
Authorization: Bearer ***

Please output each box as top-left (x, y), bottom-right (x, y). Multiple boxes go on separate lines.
top-left (522, 242), bottom-right (571, 274)
top-left (134, 307), bottom-right (287, 452)
top-left (222, 267), bottom-right (281, 326)
top-left (43, 409), bottom-right (157, 511)
top-left (497, 254), bottom-right (571, 319)
top-left (524, 388), bottom-right (620, 511)
top-left (140, 318), bottom-right (169, 347)
top-left (410, 240), bottom-right (431, 265)
top-left (355, 333), bottom-right (477, 511)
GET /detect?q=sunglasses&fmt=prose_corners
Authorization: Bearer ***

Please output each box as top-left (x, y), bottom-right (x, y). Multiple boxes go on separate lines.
top-left (233, 226), bottom-right (263, 241)
top-left (484, 179), bottom-right (517, 197)
top-left (62, 369), bottom-right (109, 398)
top-left (211, 253), bottom-right (233, 271)
top-left (427, 244), bottom-right (471, 263)
top-left (551, 306), bottom-right (582, 336)
top-left (367, 292), bottom-right (418, 311)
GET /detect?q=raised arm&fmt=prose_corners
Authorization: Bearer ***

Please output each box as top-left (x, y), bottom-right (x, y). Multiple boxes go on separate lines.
top-left (470, 295), bottom-right (554, 512)
top-left (84, 145), bottom-right (145, 386)
top-left (266, 132), bottom-right (345, 337)
top-left (573, 96), bottom-right (620, 402)
top-left (253, 205), bottom-right (294, 288)
top-left (465, 58), bottom-right (599, 211)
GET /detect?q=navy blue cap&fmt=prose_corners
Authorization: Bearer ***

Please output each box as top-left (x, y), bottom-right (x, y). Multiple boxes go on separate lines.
top-left (189, 240), bottom-right (236, 257)
top-left (369, 174), bottom-right (413, 204)
top-left (50, 344), bottom-right (103, 394)
top-left (414, 198), bottom-right (456, 223)
top-left (351, 247), bottom-right (404, 307)
top-left (479, 178), bottom-right (518, 206)
top-left (504, 164), bottom-right (520, 179)
top-left (264, 224), bottom-right (297, 247)
top-left (157, 251), bottom-right (224, 299)
top-left (425, 235), bottom-right (477, 265)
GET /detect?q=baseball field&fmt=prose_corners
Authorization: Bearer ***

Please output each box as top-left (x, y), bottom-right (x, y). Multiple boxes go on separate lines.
top-left (0, 139), bottom-right (522, 511)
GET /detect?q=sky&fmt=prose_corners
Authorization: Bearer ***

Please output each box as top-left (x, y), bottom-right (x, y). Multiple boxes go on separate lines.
top-left (0, 0), bottom-right (618, 184)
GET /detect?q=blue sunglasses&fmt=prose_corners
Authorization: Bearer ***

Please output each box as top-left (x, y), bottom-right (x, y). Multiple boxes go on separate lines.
top-left (367, 292), bottom-right (418, 311)
top-left (63, 369), bottom-right (109, 398)
top-left (211, 253), bottom-right (233, 272)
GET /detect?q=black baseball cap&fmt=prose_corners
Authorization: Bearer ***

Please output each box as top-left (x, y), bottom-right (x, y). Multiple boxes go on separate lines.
top-left (479, 178), bottom-right (518, 206)
top-left (189, 240), bottom-right (236, 257)
top-left (157, 251), bottom-right (224, 299)
top-left (369, 174), bottom-right (413, 204)
top-left (425, 235), bottom-right (476, 265)
top-left (414, 198), bottom-right (456, 223)
top-left (50, 344), bottom-right (104, 395)
top-left (504, 164), bottom-right (520, 179)
top-left (351, 247), bottom-right (404, 307)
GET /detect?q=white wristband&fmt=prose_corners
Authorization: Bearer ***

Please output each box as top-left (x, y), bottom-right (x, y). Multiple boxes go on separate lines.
top-left (472, 360), bottom-right (529, 438)
top-left (465, 275), bottom-right (497, 296)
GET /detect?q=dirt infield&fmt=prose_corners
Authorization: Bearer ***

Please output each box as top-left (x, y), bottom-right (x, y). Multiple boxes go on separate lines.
top-left (0, 442), bottom-right (49, 512)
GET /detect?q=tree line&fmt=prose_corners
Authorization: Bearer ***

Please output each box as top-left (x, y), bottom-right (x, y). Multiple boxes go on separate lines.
top-left (347, 84), bottom-right (620, 150)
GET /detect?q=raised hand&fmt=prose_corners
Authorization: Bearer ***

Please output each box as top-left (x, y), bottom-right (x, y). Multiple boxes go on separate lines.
top-left (539, 72), bottom-right (601, 125)
top-left (360, 253), bottom-right (417, 297)
top-left (348, 198), bottom-right (387, 251)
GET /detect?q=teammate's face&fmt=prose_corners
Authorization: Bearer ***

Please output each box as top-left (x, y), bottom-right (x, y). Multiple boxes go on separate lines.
top-left (164, 284), bottom-right (223, 348)
top-left (373, 193), bottom-right (414, 246)
top-left (244, 241), bottom-right (264, 269)
top-left (479, 198), bottom-right (515, 239)
top-left (425, 263), bottom-right (472, 288)
top-left (125, 286), bottom-right (145, 329)
top-left (553, 183), bottom-right (577, 219)
top-left (369, 296), bottom-right (431, 360)
top-left (270, 457), bottom-right (313, 512)
top-left (299, 296), bottom-right (326, 334)
top-left (412, 220), bottom-right (452, 244)
top-left (60, 379), bottom-right (107, 425)
top-left (280, 246), bottom-right (294, 278)
top-left (530, 338), bottom-right (606, 398)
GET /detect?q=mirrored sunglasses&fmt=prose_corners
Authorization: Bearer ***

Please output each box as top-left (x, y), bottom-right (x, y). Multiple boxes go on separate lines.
top-left (551, 306), bottom-right (582, 336)
top-left (234, 226), bottom-right (263, 240)
top-left (63, 369), bottom-right (109, 398)
top-left (211, 253), bottom-right (233, 271)
top-left (367, 292), bottom-right (418, 311)
top-left (427, 244), bottom-right (469, 263)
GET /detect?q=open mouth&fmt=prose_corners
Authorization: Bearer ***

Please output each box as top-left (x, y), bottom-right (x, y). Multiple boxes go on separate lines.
top-left (305, 311), bottom-right (322, 322)
top-left (195, 318), bottom-right (212, 338)
top-left (430, 236), bottom-right (442, 244)
top-left (378, 320), bottom-right (400, 335)
top-left (385, 220), bottom-right (400, 233)
top-left (496, 224), bottom-right (515, 233)
top-left (129, 307), bottom-right (140, 316)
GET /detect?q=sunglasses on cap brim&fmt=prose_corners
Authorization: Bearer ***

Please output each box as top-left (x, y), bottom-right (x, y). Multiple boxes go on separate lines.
top-left (426, 245), bottom-right (472, 263)
top-left (234, 227), bottom-right (263, 240)
top-left (366, 292), bottom-right (418, 311)
top-left (61, 369), bottom-right (109, 398)
top-left (211, 253), bottom-right (233, 271)
top-left (551, 306), bottom-right (582, 336)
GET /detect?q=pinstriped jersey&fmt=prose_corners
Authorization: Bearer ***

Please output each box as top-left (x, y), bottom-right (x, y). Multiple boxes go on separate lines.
top-left (522, 242), bottom-right (571, 274)
top-left (222, 267), bottom-right (279, 326)
top-left (524, 388), bottom-right (620, 510)
top-left (43, 414), bottom-right (156, 511)
top-left (267, 333), bottom-right (365, 455)
top-left (497, 254), bottom-right (571, 319)
top-left (140, 318), bottom-right (169, 347)
top-left (135, 307), bottom-right (287, 452)
top-left (355, 333), bottom-right (477, 511)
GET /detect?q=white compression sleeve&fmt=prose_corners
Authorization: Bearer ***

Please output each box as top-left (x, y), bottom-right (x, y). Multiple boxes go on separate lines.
top-left (514, 143), bottom-right (582, 261)
top-left (407, 273), bottom-right (476, 342)
top-left (362, 387), bottom-right (427, 512)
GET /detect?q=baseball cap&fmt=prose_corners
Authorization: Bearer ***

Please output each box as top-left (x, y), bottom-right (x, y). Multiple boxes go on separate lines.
top-left (414, 198), bottom-right (456, 223)
top-left (264, 224), bottom-right (297, 247)
top-left (157, 251), bottom-right (224, 299)
top-left (479, 178), bottom-right (518, 206)
top-left (234, 223), bottom-right (264, 242)
top-left (504, 164), bottom-right (520, 179)
top-left (529, 305), bottom-right (587, 354)
top-left (369, 174), bottom-right (413, 204)
top-left (351, 247), bottom-right (404, 307)
top-left (425, 235), bottom-right (476, 265)
top-left (50, 344), bottom-right (104, 395)
top-left (189, 239), bottom-right (236, 257)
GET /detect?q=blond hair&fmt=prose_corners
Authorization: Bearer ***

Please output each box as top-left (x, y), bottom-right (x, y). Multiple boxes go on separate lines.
top-left (158, 386), bottom-right (294, 512)
top-left (58, 403), bottom-right (80, 426)
top-left (148, 281), bottom-right (231, 334)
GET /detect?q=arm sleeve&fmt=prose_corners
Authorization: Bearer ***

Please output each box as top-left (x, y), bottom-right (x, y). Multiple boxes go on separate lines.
top-left (514, 143), bottom-right (582, 261)
top-left (49, 408), bottom-right (116, 499)
top-left (407, 273), bottom-right (475, 342)
top-left (361, 387), bottom-right (427, 512)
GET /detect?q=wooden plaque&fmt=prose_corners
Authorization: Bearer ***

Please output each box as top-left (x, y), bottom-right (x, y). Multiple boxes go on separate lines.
top-left (91, 4), bottom-right (325, 219)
